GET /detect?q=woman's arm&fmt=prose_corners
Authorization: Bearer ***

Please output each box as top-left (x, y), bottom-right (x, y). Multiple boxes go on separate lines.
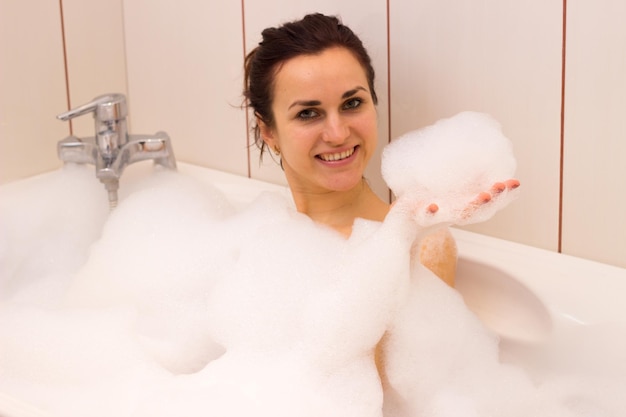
top-left (415, 227), bottom-right (458, 287)
top-left (407, 179), bottom-right (520, 288)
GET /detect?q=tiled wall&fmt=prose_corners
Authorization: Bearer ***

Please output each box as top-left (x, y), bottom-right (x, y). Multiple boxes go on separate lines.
top-left (561, 0), bottom-right (626, 266)
top-left (1, 0), bottom-right (624, 269)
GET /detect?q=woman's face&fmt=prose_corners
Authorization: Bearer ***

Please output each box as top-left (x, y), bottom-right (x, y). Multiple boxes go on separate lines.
top-left (260, 47), bottom-right (378, 195)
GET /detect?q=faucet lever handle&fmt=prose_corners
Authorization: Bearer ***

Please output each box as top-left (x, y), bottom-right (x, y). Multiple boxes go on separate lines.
top-left (56, 93), bottom-right (127, 122)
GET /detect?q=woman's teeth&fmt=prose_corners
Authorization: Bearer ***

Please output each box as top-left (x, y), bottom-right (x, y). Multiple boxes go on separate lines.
top-left (319, 147), bottom-right (355, 162)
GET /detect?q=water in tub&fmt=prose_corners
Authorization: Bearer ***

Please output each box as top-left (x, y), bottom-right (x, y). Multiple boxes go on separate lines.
top-left (0, 112), bottom-right (623, 417)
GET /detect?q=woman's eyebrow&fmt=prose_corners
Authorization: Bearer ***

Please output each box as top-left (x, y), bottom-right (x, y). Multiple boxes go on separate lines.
top-left (288, 100), bottom-right (321, 110)
top-left (288, 86), bottom-right (368, 110)
top-left (342, 86), bottom-right (367, 99)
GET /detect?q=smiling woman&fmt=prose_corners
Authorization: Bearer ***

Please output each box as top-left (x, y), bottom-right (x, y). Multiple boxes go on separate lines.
top-left (261, 47), bottom-right (380, 204)
top-left (243, 14), bottom-right (385, 235)
top-left (239, 12), bottom-right (523, 416)
top-left (243, 13), bottom-right (458, 280)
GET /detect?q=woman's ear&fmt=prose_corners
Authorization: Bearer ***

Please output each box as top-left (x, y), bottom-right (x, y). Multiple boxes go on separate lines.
top-left (257, 116), bottom-right (277, 150)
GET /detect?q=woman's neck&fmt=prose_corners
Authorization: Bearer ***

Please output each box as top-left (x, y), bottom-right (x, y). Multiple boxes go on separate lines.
top-left (290, 179), bottom-right (390, 237)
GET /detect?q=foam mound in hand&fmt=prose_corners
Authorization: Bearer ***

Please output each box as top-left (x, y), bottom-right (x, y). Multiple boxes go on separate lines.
top-left (381, 111), bottom-right (519, 225)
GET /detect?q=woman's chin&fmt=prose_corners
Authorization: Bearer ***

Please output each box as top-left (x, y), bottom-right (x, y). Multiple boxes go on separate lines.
top-left (321, 174), bottom-right (366, 193)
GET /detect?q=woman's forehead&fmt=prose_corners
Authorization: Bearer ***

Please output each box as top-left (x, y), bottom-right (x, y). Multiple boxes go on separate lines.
top-left (272, 48), bottom-right (370, 103)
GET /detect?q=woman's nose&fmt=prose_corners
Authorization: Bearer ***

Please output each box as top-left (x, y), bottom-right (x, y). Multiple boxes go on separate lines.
top-left (322, 114), bottom-right (349, 144)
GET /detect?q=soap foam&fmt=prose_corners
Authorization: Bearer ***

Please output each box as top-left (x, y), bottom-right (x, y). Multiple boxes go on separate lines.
top-left (0, 114), bottom-right (624, 417)
top-left (382, 112), bottom-right (519, 225)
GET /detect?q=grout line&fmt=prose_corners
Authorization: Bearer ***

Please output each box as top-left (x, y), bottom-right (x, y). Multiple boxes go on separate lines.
top-left (558, 0), bottom-right (567, 253)
top-left (119, 1), bottom-right (131, 132)
top-left (58, 0), bottom-right (72, 134)
top-left (241, 0), bottom-right (251, 179)
top-left (386, 0), bottom-right (393, 204)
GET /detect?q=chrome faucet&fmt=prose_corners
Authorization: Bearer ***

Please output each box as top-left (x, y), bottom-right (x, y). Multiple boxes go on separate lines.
top-left (56, 93), bottom-right (176, 209)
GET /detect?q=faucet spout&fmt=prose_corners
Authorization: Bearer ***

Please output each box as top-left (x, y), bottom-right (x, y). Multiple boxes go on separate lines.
top-left (101, 178), bottom-right (120, 210)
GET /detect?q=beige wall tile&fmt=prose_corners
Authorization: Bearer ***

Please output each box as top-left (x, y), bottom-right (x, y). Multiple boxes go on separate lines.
top-left (562, 0), bottom-right (626, 267)
top-left (122, 0), bottom-right (248, 177)
top-left (0, 0), bottom-right (67, 183)
top-left (61, 0), bottom-right (128, 137)
top-left (389, 0), bottom-right (563, 251)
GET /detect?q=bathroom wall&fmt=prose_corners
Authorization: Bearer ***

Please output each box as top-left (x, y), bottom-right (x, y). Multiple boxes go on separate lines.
top-left (561, 0), bottom-right (626, 266)
top-left (1, 0), bottom-right (624, 269)
top-left (0, 0), bottom-right (68, 180)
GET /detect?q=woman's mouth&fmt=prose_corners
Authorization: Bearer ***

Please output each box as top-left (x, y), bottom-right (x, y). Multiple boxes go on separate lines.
top-left (317, 146), bottom-right (357, 162)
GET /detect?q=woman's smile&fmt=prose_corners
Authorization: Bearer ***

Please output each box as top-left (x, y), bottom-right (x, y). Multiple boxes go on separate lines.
top-left (316, 145), bottom-right (358, 163)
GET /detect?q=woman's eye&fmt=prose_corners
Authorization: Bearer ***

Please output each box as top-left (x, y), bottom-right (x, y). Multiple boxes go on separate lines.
top-left (343, 98), bottom-right (362, 110)
top-left (297, 109), bottom-right (319, 119)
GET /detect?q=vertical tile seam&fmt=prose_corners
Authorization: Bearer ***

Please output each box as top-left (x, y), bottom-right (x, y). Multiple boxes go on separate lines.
top-left (119, 0), bottom-right (131, 132)
top-left (241, 0), bottom-right (251, 178)
top-left (386, 0), bottom-right (392, 203)
top-left (558, 0), bottom-right (567, 253)
top-left (58, 0), bottom-right (72, 134)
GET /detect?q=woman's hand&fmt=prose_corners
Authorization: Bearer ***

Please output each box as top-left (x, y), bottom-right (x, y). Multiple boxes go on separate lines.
top-left (394, 178), bottom-right (521, 229)
top-left (382, 112), bottom-right (521, 231)
top-left (459, 178), bottom-right (520, 219)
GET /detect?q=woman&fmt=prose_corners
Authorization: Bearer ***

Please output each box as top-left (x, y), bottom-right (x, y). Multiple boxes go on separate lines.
top-left (244, 13), bottom-right (462, 286)
top-left (241, 14), bottom-right (522, 416)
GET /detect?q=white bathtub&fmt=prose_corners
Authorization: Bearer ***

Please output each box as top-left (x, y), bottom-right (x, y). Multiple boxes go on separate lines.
top-left (1, 162), bottom-right (625, 416)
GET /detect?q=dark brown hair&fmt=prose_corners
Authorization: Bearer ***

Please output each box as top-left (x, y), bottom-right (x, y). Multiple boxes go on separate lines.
top-left (243, 13), bottom-right (378, 158)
